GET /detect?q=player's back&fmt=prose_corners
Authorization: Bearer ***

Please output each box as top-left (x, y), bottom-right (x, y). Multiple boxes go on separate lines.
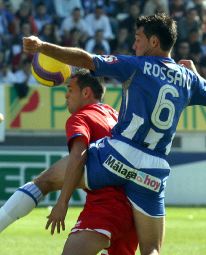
top-left (110, 55), bottom-right (206, 157)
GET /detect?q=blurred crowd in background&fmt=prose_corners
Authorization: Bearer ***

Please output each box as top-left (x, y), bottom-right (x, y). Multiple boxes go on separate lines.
top-left (0, 0), bottom-right (206, 98)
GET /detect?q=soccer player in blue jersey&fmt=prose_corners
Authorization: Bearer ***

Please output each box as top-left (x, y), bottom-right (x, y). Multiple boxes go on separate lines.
top-left (23, 13), bottom-right (206, 255)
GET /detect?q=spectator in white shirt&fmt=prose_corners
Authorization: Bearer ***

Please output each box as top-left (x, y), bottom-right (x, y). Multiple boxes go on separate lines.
top-left (85, 4), bottom-right (114, 40)
top-left (60, 7), bottom-right (88, 42)
top-left (34, 2), bottom-right (53, 32)
top-left (53, 0), bottom-right (83, 18)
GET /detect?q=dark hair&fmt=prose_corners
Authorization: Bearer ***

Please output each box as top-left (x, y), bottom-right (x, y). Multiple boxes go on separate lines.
top-left (72, 69), bottom-right (105, 101)
top-left (136, 13), bottom-right (177, 51)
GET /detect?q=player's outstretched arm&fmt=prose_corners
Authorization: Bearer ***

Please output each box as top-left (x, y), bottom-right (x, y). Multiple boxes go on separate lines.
top-left (45, 137), bottom-right (87, 235)
top-left (23, 36), bottom-right (95, 71)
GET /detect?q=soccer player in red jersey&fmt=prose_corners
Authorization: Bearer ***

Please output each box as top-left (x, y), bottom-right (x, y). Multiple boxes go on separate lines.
top-left (54, 69), bottom-right (138, 254)
top-left (0, 69), bottom-right (138, 254)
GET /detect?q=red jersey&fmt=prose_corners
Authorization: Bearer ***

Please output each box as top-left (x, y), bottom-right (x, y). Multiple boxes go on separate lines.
top-left (66, 103), bottom-right (138, 254)
top-left (66, 103), bottom-right (118, 146)
top-left (66, 103), bottom-right (127, 203)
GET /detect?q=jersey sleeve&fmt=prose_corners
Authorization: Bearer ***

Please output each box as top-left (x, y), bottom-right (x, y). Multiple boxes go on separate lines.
top-left (65, 114), bottom-right (91, 148)
top-left (91, 55), bottom-right (138, 82)
top-left (189, 75), bottom-right (206, 106)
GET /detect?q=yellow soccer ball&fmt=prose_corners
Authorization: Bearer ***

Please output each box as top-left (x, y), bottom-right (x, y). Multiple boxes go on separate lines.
top-left (31, 53), bottom-right (71, 86)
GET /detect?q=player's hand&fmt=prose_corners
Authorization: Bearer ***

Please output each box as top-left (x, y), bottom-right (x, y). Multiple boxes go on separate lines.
top-left (178, 59), bottom-right (198, 75)
top-left (23, 36), bottom-right (43, 54)
top-left (45, 202), bottom-right (68, 235)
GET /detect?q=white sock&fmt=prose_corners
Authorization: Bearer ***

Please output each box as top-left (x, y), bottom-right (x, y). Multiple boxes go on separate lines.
top-left (0, 182), bottom-right (43, 232)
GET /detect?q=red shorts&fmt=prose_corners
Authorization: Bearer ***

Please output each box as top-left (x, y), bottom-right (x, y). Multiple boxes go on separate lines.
top-left (102, 226), bottom-right (137, 255)
top-left (70, 188), bottom-right (138, 255)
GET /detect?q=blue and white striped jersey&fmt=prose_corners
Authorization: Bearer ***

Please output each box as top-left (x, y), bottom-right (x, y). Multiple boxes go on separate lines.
top-left (92, 55), bottom-right (206, 157)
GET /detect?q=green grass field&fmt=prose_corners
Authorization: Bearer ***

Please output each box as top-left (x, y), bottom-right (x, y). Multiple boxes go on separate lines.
top-left (1, 207), bottom-right (206, 255)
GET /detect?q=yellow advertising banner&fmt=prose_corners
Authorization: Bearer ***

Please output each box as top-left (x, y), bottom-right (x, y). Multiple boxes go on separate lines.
top-left (5, 85), bottom-right (206, 132)
top-left (6, 86), bottom-right (68, 130)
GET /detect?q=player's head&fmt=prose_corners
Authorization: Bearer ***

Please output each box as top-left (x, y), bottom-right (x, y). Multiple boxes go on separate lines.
top-left (133, 13), bottom-right (177, 56)
top-left (65, 69), bottom-right (105, 113)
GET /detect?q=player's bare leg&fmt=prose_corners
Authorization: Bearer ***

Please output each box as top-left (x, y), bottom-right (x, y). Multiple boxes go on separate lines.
top-left (62, 231), bottom-right (110, 255)
top-left (34, 155), bottom-right (86, 193)
top-left (34, 155), bottom-right (70, 194)
top-left (0, 156), bottom-right (69, 232)
top-left (132, 207), bottom-right (165, 255)
top-left (0, 155), bottom-right (86, 232)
